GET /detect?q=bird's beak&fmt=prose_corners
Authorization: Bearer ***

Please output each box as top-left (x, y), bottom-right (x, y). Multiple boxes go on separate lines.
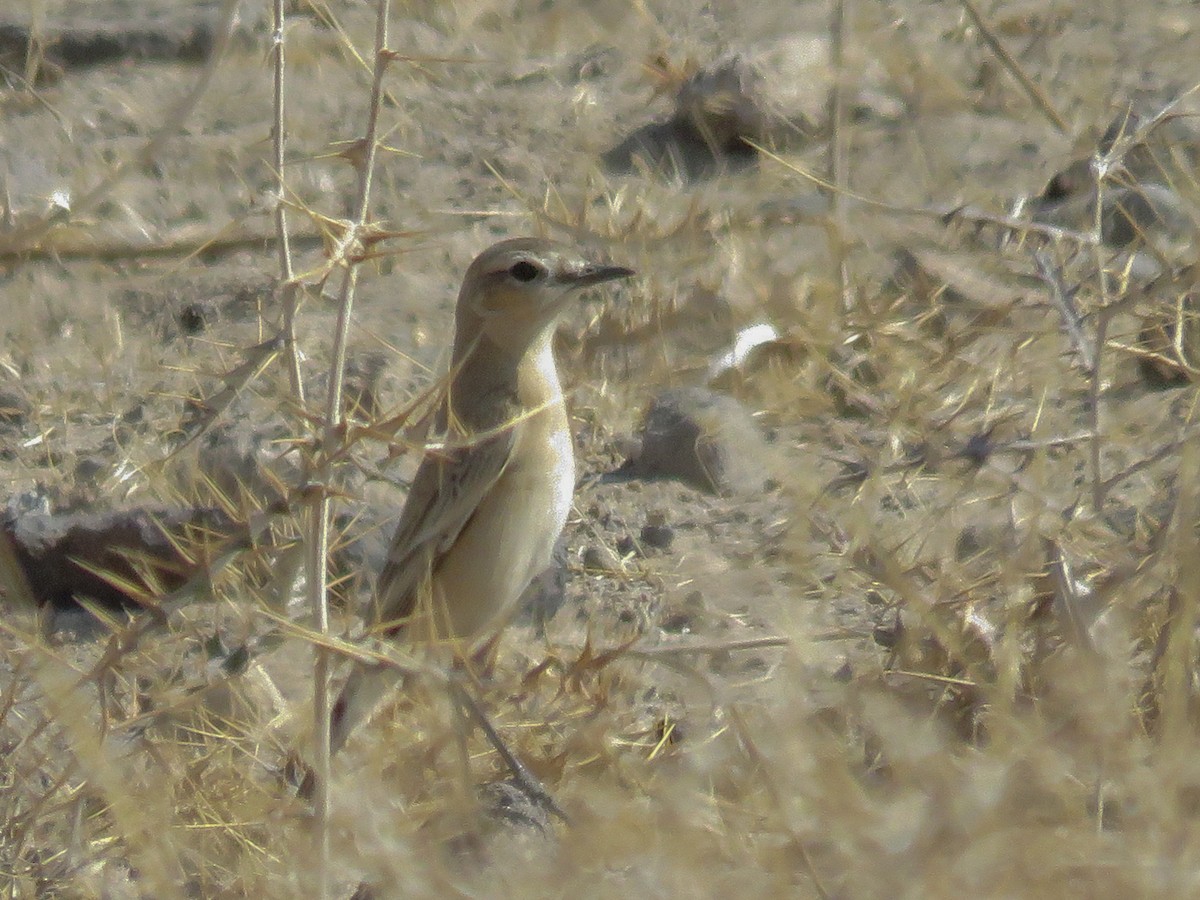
top-left (562, 262), bottom-right (636, 288)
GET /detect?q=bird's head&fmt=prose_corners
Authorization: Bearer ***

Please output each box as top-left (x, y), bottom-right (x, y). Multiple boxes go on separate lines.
top-left (453, 237), bottom-right (634, 359)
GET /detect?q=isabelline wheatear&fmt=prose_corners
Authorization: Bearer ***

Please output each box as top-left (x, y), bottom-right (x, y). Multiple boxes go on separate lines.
top-left (330, 237), bottom-right (633, 752)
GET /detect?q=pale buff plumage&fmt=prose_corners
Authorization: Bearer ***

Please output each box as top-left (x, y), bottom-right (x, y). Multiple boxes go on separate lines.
top-left (330, 237), bottom-right (633, 752)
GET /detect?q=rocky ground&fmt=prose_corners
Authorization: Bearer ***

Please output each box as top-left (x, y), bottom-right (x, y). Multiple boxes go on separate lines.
top-left (3, 1), bottom-right (1200, 897)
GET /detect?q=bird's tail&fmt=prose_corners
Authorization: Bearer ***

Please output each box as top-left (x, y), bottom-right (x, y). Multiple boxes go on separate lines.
top-left (329, 664), bottom-right (406, 754)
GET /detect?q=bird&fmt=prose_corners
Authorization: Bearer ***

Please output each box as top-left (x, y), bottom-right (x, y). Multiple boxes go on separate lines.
top-left (330, 236), bottom-right (634, 753)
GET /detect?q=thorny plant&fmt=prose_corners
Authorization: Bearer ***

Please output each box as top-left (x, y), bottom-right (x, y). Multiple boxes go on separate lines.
top-left (3, 2), bottom-right (1200, 898)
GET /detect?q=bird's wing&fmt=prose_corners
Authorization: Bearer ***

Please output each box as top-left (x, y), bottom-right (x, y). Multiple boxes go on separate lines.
top-left (372, 415), bottom-right (517, 629)
top-left (331, 407), bottom-right (516, 752)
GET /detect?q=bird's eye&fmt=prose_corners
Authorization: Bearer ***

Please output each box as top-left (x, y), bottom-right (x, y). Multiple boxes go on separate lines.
top-left (509, 260), bottom-right (541, 282)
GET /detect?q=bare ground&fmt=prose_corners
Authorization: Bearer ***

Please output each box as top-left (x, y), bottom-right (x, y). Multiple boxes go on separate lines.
top-left (3, 1), bottom-right (1200, 897)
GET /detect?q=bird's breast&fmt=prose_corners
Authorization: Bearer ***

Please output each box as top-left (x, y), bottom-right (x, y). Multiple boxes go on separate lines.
top-left (431, 345), bottom-right (575, 638)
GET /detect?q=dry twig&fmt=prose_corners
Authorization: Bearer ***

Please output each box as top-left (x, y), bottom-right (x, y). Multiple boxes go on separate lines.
top-left (957, 0), bottom-right (1069, 133)
top-left (304, 2), bottom-right (392, 892)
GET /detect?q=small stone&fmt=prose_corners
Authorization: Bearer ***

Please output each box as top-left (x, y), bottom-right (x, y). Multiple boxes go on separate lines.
top-left (661, 589), bottom-right (707, 633)
top-left (639, 521), bottom-right (674, 551)
top-left (627, 387), bottom-right (771, 495)
top-left (603, 34), bottom-right (899, 182)
top-left (0, 390), bottom-right (31, 426)
top-left (5, 505), bottom-right (237, 616)
top-left (872, 612), bottom-right (904, 650)
top-left (955, 527), bottom-right (984, 561)
top-left (73, 456), bottom-right (106, 482)
top-left (581, 542), bottom-right (623, 574)
top-left (518, 539), bottom-right (569, 631)
top-left (178, 301), bottom-right (214, 335)
top-left (1115, 185), bottom-right (1187, 244)
top-left (1026, 104), bottom-right (1200, 254)
top-left (659, 611), bottom-right (692, 633)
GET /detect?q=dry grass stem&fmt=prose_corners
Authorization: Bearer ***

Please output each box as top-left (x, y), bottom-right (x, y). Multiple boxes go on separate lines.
top-left (957, 0), bottom-right (1069, 133)
top-left (272, 0), bottom-right (305, 408)
top-left (828, 0), bottom-right (852, 313)
top-left (303, 2), bottom-right (392, 893)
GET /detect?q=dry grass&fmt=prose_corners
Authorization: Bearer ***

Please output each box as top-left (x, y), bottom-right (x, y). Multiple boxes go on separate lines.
top-left (3, 0), bottom-right (1200, 897)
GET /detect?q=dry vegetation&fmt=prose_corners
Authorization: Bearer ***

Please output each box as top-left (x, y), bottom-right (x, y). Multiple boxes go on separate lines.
top-left (3, 0), bottom-right (1200, 897)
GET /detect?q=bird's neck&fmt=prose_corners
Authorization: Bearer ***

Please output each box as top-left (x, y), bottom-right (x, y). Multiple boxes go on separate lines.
top-left (448, 330), bottom-right (561, 429)
top-left (517, 335), bottom-right (564, 406)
